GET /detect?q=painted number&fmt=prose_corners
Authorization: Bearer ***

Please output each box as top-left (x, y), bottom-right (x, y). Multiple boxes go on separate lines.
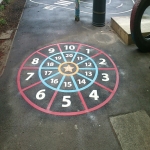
top-left (31, 58), bottom-right (39, 64)
top-left (85, 62), bottom-right (92, 66)
top-left (45, 71), bottom-right (52, 75)
top-left (51, 79), bottom-right (58, 84)
top-left (64, 82), bottom-right (72, 87)
top-left (65, 54), bottom-right (73, 57)
top-left (99, 58), bottom-right (107, 65)
top-left (86, 49), bottom-right (90, 54)
top-left (77, 79), bottom-right (86, 84)
top-left (85, 71), bottom-right (92, 76)
top-left (48, 48), bottom-right (55, 53)
top-left (26, 72), bottom-right (34, 80)
top-left (64, 45), bottom-right (75, 50)
top-left (102, 73), bottom-right (109, 81)
top-left (36, 89), bottom-right (46, 100)
top-left (89, 90), bottom-right (99, 100)
top-left (47, 62), bottom-right (54, 66)
top-left (77, 57), bottom-right (83, 60)
top-left (62, 96), bottom-right (71, 107)
top-left (55, 56), bottom-right (62, 60)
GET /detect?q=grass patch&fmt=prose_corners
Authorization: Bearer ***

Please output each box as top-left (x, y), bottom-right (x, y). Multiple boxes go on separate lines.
top-left (3, 0), bottom-right (11, 4)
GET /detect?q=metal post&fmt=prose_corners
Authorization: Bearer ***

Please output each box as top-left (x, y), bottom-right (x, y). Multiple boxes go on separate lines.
top-left (75, 0), bottom-right (80, 21)
top-left (92, 0), bottom-right (106, 27)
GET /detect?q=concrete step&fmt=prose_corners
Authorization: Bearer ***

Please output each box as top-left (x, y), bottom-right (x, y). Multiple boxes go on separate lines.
top-left (111, 16), bottom-right (150, 45)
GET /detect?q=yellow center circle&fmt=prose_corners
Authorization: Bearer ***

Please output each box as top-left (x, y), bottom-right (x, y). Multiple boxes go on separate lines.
top-left (58, 62), bottom-right (79, 76)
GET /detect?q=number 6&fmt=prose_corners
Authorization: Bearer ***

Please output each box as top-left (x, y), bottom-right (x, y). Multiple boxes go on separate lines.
top-left (36, 89), bottom-right (46, 100)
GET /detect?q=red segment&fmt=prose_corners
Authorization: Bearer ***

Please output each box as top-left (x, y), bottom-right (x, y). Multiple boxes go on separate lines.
top-left (22, 81), bottom-right (42, 92)
top-left (94, 82), bottom-right (113, 93)
top-left (47, 91), bottom-right (58, 110)
top-left (91, 52), bottom-right (102, 58)
top-left (98, 68), bottom-right (115, 70)
top-left (76, 44), bottom-right (82, 52)
top-left (37, 51), bottom-right (48, 58)
top-left (78, 91), bottom-right (88, 110)
top-left (22, 67), bottom-right (39, 70)
top-left (57, 44), bottom-right (62, 52)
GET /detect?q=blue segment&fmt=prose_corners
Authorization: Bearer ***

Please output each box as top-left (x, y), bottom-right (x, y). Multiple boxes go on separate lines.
top-left (79, 68), bottom-right (96, 70)
top-left (77, 58), bottom-right (90, 65)
top-left (38, 51), bottom-right (98, 93)
top-left (41, 67), bottom-right (58, 70)
top-left (77, 72), bottom-right (93, 81)
top-left (43, 72), bottom-right (60, 81)
top-left (61, 52), bottom-right (67, 62)
top-left (71, 76), bottom-right (79, 91)
top-left (48, 57), bottom-right (61, 64)
top-left (71, 52), bottom-right (78, 62)
top-left (57, 76), bottom-right (65, 89)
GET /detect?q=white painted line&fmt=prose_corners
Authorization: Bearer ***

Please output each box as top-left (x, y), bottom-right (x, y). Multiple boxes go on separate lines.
top-left (84, 6), bottom-right (92, 9)
top-left (107, 0), bottom-right (111, 5)
top-left (132, 0), bottom-right (135, 4)
top-left (54, 0), bottom-right (73, 6)
top-left (30, 0), bottom-right (48, 6)
top-left (116, 3), bottom-right (123, 8)
top-left (44, 5), bottom-right (58, 10)
top-left (80, 0), bottom-right (92, 4)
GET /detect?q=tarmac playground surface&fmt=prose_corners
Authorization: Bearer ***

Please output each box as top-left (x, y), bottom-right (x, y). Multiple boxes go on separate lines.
top-left (0, 0), bottom-right (150, 149)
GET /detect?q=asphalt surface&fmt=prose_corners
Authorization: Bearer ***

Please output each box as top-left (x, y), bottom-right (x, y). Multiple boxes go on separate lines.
top-left (0, 0), bottom-right (150, 149)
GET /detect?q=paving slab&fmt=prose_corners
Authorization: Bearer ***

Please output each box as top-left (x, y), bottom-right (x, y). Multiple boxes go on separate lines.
top-left (110, 110), bottom-right (150, 150)
top-left (0, 30), bottom-right (13, 40)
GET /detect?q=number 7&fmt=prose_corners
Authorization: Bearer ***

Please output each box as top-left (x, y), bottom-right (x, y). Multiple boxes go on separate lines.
top-left (26, 73), bottom-right (34, 80)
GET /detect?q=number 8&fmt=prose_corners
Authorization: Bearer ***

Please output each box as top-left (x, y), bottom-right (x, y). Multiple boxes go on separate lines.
top-left (32, 58), bottom-right (39, 64)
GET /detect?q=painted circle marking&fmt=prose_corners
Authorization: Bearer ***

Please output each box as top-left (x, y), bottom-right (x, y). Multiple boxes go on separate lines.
top-left (17, 43), bottom-right (119, 116)
top-left (58, 62), bottom-right (79, 76)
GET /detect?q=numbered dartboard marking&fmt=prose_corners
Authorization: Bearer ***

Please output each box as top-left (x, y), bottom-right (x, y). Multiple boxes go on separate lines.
top-left (17, 43), bottom-right (119, 116)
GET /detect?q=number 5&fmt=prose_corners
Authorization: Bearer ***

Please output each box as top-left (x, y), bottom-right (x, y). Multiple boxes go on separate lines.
top-left (62, 96), bottom-right (71, 107)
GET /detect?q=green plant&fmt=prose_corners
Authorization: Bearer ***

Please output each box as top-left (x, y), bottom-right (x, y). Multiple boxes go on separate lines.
top-left (3, 0), bottom-right (11, 4)
top-left (0, 5), bottom-right (5, 11)
top-left (0, 18), bottom-right (7, 25)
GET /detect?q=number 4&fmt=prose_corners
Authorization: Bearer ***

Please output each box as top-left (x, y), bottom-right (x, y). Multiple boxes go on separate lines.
top-left (89, 90), bottom-right (99, 100)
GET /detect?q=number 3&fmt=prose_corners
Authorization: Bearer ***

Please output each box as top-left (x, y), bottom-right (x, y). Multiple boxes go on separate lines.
top-left (102, 73), bottom-right (109, 81)
top-left (62, 96), bottom-right (71, 107)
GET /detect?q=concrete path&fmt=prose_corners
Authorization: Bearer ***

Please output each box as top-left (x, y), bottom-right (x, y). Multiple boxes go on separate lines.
top-left (0, 0), bottom-right (150, 149)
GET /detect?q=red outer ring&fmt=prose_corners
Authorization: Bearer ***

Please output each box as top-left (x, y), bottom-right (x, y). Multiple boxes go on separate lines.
top-left (17, 42), bottom-right (119, 116)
